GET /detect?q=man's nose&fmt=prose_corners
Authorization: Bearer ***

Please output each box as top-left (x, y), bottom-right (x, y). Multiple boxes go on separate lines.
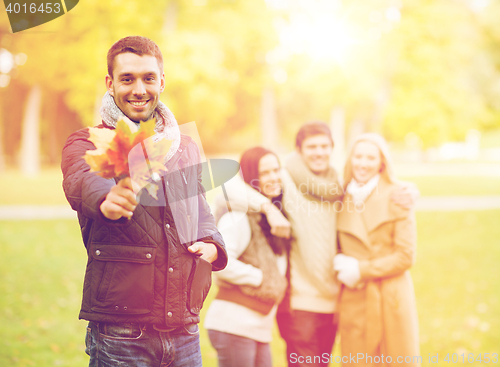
top-left (318, 146), bottom-right (329, 155)
top-left (269, 171), bottom-right (280, 181)
top-left (133, 80), bottom-right (146, 95)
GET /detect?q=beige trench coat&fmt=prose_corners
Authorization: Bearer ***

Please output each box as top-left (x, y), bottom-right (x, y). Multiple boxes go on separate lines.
top-left (337, 177), bottom-right (420, 366)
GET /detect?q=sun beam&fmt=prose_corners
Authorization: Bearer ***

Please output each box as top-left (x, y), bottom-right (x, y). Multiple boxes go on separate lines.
top-left (274, 7), bottom-right (357, 65)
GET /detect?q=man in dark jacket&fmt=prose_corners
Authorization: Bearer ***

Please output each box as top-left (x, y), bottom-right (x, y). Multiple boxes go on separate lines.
top-left (61, 36), bottom-right (227, 367)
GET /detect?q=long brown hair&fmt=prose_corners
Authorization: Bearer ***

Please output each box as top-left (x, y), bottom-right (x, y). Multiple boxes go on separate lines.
top-left (239, 147), bottom-right (289, 255)
top-left (239, 147), bottom-right (279, 193)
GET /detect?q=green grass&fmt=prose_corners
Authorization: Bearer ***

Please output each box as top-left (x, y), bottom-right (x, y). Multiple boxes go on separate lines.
top-left (480, 129), bottom-right (500, 149)
top-left (0, 168), bottom-right (67, 205)
top-left (0, 220), bottom-right (88, 366)
top-left (400, 176), bottom-right (500, 196)
top-left (1, 168), bottom-right (500, 207)
top-left (1, 211), bottom-right (499, 366)
top-left (412, 210), bottom-right (500, 362)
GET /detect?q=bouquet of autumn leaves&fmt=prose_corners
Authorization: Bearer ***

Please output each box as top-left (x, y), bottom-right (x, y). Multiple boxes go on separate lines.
top-left (83, 118), bottom-right (172, 200)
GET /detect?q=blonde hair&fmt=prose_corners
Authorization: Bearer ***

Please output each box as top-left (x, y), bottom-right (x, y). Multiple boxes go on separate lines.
top-left (343, 133), bottom-right (398, 191)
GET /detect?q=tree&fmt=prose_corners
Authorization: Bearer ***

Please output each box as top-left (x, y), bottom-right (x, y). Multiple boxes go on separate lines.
top-left (2, 0), bottom-right (277, 162)
top-left (266, 0), bottom-right (500, 148)
top-left (382, 0), bottom-right (493, 147)
top-left (3, 0), bottom-right (500, 165)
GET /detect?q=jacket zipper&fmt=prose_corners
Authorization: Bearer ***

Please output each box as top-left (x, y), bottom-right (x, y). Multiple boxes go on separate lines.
top-left (180, 170), bottom-right (187, 185)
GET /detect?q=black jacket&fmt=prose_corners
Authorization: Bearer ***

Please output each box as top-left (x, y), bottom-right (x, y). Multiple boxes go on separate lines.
top-left (61, 126), bottom-right (227, 327)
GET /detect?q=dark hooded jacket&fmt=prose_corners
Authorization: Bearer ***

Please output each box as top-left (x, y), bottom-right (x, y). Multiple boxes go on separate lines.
top-left (61, 125), bottom-right (227, 328)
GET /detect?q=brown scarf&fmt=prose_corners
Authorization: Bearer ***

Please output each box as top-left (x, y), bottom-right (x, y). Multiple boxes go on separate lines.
top-left (216, 212), bottom-right (288, 314)
top-left (284, 151), bottom-right (343, 202)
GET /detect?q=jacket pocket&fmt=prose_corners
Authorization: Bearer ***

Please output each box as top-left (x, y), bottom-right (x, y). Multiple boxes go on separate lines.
top-left (90, 243), bottom-right (156, 315)
top-left (187, 257), bottom-right (212, 315)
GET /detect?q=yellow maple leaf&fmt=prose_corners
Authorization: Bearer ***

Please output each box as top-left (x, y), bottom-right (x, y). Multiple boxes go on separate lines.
top-left (83, 118), bottom-right (173, 199)
top-left (87, 127), bottom-right (116, 152)
top-left (129, 136), bottom-right (172, 199)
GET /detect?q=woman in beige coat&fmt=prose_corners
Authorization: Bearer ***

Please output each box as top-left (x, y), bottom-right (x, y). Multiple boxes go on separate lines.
top-left (334, 133), bottom-right (420, 366)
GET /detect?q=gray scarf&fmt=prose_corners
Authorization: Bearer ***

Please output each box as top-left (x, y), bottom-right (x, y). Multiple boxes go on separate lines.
top-left (100, 91), bottom-right (181, 163)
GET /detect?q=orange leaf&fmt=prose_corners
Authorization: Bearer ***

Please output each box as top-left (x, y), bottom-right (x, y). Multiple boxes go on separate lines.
top-left (108, 128), bottom-right (135, 177)
top-left (83, 150), bottom-right (116, 178)
top-left (82, 118), bottom-right (168, 187)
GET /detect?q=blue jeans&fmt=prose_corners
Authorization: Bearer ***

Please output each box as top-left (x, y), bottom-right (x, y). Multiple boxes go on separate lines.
top-left (85, 321), bottom-right (202, 367)
top-left (208, 330), bottom-right (272, 367)
top-left (277, 310), bottom-right (338, 367)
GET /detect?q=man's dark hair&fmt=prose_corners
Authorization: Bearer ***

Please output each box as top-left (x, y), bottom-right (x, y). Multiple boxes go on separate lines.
top-left (107, 36), bottom-right (163, 77)
top-left (295, 121), bottom-right (334, 149)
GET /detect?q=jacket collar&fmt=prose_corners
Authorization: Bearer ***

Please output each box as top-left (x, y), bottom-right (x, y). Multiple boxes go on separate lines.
top-left (337, 177), bottom-right (409, 247)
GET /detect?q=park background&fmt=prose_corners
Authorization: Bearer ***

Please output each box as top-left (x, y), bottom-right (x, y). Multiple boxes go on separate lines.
top-left (1, 0), bottom-right (500, 366)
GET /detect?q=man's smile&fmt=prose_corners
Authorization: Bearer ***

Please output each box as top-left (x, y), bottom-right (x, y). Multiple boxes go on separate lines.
top-left (129, 100), bottom-right (149, 107)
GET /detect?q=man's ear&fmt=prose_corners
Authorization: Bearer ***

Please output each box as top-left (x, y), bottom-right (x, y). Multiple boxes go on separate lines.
top-left (105, 75), bottom-right (114, 96)
top-left (160, 73), bottom-right (165, 93)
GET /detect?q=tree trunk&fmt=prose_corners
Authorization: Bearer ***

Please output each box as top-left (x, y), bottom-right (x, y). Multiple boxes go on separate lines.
top-left (260, 87), bottom-right (278, 150)
top-left (0, 91), bottom-right (5, 172)
top-left (163, 0), bottom-right (178, 33)
top-left (330, 107), bottom-right (345, 179)
top-left (94, 83), bottom-right (103, 126)
top-left (20, 85), bottom-right (41, 176)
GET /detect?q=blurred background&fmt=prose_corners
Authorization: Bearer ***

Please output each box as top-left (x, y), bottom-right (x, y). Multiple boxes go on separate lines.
top-left (0, 0), bottom-right (499, 366)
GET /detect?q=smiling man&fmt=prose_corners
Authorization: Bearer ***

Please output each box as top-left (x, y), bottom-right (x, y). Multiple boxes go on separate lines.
top-left (298, 133), bottom-right (333, 175)
top-left (105, 48), bottom-right (164, 123)
top-left (275, 122), bottom-right (342, 367)
top-left (61, 36), bottom-right (227, 367)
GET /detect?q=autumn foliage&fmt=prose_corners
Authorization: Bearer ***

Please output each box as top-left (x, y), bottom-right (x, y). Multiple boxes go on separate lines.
top-left (83, 118), bottom-right (172, 199)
